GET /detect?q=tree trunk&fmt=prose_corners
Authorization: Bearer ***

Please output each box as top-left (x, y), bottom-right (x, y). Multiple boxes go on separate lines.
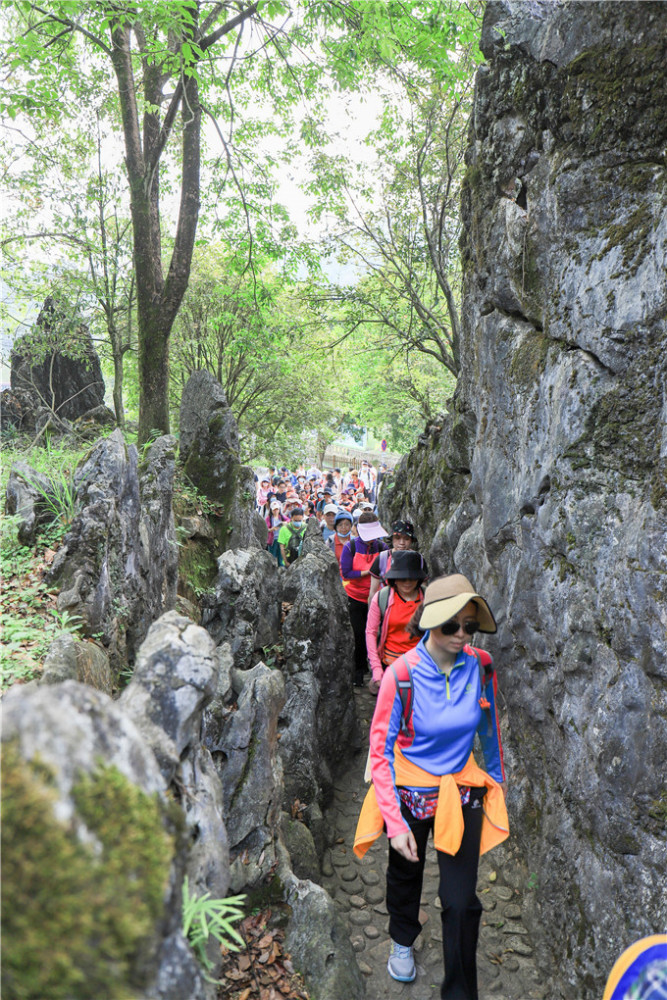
top-left (112, 347), bottom-right (125, 428)
top-left (137, 320), bottom-right (170, 443)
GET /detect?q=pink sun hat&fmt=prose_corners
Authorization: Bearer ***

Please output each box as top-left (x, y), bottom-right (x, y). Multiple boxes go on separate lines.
top-left (357, 520), bottom-right (389, 542)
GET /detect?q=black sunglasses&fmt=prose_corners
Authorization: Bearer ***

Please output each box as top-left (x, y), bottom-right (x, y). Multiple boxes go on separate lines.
top-left (439, 620), bottom-right (477, 636)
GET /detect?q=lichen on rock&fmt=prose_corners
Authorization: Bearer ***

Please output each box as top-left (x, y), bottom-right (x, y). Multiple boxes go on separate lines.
top-left (1, 743), bottom-right (174, 1000)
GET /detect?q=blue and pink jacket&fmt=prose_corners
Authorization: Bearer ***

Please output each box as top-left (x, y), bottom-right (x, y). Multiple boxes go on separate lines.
top-left (369, 637), bottom-right (505, 839)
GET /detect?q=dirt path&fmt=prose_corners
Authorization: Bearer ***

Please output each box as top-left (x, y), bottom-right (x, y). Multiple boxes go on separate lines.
top-left (321, 687), bottom-right (547, 1000)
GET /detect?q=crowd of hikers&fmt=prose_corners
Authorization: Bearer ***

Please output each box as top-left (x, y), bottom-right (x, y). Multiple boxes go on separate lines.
top-left (254, 463), bottom-right (662, 1000)
top-left (254, 459), bottom-right (421, 689)
top-left (255, 461), bottom-right (509, 1000)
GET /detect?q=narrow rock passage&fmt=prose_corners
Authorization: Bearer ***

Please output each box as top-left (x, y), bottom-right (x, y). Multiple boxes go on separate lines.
top-left (321, 688), bottom-right (547, 1000)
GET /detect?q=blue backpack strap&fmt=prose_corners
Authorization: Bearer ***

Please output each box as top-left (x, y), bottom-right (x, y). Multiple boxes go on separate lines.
top-left (389, 652), bottom-right (415, 736)
top-left (469, 646), bottom-right (494, 737)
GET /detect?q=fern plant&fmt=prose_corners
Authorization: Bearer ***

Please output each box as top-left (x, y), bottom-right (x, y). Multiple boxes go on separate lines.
top-left (181, 877), bottom-right (246, 973)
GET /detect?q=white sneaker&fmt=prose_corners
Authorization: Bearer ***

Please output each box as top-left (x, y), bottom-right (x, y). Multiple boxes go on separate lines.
top-left (387, 939), bottom-right (416, 982)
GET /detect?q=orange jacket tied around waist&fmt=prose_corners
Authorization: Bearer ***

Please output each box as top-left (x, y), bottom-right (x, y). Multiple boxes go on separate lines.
top-left (353, 748), bottom-right (509, 858)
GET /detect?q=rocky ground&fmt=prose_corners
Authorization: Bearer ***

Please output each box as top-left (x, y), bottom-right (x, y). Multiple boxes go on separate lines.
top-left (321, 687), bottom-right (547, 1000)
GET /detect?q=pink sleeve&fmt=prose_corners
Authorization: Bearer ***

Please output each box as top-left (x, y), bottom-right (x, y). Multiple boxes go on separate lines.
top-left (365, 593), bottom-right (383, 681)
top-left (369, 671), bottom-right (411, 838)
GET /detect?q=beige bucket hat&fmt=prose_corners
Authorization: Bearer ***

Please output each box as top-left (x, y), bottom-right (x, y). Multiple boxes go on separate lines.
top-left (419, 574), bottom-right (497, 633)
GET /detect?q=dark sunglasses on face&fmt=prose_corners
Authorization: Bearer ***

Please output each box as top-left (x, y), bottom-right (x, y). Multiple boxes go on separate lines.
top-left (439, 619), bottom-right (477, 636)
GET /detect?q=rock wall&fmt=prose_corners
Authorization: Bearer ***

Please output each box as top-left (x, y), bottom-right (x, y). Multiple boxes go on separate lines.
top-left (386, 3), bottom-right (667, 996)
top-left (178, 371), bottom-right (266, 554)
top-left (47, 430), bottom-right (178, 671)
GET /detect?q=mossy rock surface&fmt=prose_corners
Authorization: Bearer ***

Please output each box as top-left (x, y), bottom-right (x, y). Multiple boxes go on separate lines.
top-left (1, 743), bottom-right (175, 1000)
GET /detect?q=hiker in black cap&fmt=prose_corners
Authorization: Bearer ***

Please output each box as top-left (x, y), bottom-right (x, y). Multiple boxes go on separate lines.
top-left (366, 550), bottom-right (428, 695)
top-left (368, 519), bottom-right (421, 605)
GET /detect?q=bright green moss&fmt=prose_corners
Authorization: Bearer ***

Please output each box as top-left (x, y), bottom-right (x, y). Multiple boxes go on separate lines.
top-left (1, 743), bottom-right (175, 1000)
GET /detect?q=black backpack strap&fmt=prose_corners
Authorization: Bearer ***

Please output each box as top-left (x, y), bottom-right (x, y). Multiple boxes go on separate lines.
top-left (389, 654), bottom-right (414, 736)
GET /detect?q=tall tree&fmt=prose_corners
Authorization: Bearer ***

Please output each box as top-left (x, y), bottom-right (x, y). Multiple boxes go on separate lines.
top-left (305, 1), bottom-right (483, 377)
top-left (3, 2), bottom-right (277, 441)
top-left (2, 1), bottom-right (483, 445)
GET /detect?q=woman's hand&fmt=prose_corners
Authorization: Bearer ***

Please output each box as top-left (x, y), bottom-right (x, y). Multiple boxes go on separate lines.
top-left (390, 831), bottom-right (419, 862)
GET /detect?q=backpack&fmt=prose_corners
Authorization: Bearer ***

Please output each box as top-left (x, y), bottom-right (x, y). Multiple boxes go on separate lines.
top-left (377, 549), bottom-right (391, 581)
top-left (285, 524), bottom-right (305, 565)
top-left (377, 586), bottom-right (391, 637)
top-left (389, 646), bottom-right (494, 737)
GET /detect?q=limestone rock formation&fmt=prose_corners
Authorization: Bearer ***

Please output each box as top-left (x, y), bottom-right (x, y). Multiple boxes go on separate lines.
top-left (40, 633), bottom-right (113, 694)
top-left (1, 681), bottom-right (205, 1000)
top-left (120, 612), bottom-right (229, 978)
top-left (178, 370), bottom-right (265, 552)
top-left (10, 295), bottom-right (105, 420)
top-left (0, 387), bottom-right (39, 433)
top-left (119, 611), bottom-right (217, 782)
top-left (5, 461), bottom-right (61, 544)
top-left (201, 547), bottom-right (282, 668)
top-left (386, 3), bottom-right (667, 996)
top-left (47, 430), bottom-right (178, 671)
top-left (284, 877), bottom-right (366, 1000)
top-left (280, 528), bottom-right (359, 806)
top-left (203, 662), bottom-right (286, 893)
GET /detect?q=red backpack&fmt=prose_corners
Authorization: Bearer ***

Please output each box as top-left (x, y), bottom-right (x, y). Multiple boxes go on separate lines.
top-left (389, 645), bottom-right (494, 737)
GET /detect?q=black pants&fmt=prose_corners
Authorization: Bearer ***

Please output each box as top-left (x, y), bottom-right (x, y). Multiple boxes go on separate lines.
top-left (347, 596), bottom-right (369, 685)
top-left (386, 790), bottom-right (486, 1000)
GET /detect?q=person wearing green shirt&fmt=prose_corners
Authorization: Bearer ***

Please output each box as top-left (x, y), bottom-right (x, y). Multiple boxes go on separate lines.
top-left (278, 507), bottom-right (306, 566)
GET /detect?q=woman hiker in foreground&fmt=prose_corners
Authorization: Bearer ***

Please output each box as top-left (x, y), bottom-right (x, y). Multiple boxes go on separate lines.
top-left (354, 574), bottom-right (510, 1000)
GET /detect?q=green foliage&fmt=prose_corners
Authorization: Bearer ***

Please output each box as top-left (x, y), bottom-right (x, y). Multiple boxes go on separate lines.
top-left (1, 747), bottom-right (175, 999)
top-left (261, 643), bottom-right (285, 670)
top-left (1, 1), bottom-right (484, 456)
top-left (0, 512), bottom-right (83, 689)
top-left (1, 436), bottom-right (88, 689)
top-left (182, 877), bottom-right (246, 973)
top-left (1, 437), bottom-right (85, 500)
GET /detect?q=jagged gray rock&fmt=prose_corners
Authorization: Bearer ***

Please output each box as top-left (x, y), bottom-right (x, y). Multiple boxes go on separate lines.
top-left (279, 536), bottom-right (359, 807)
top-left (40, 633), bottom-right (112, 694)
top-left (387, 4), bottom-right (667, 996)
top-left (73, 404), bottom-right (117, 440)
top-left (279, 812), bottom-right (320, 882)
top-left (201, 548), bottom-right (281, 668)
top-left (203, 662), bottom-right (285, 887)
top-left (178, 370), bottom-right (265, 551)
top-left (1, 681), bottom-right (205, 1000)
top-left (181, 745), bottom-right (230, 900)
top-left (47, 430), bottom-right (178, 671)
top-left (119, 611), bottom-right (217, 782)
top-left (379, 410), bottom-right (475, 574)
top-left (120, 611), bottom-right (229, 989)
top-left (284, 876), bottom-right (365, 1000)
top-left (0, 387), bottom-right (37, 433)
top-left (10, 295), bottom-right (105, 420)
top-left (5, 461), bottom-right (60, 544)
